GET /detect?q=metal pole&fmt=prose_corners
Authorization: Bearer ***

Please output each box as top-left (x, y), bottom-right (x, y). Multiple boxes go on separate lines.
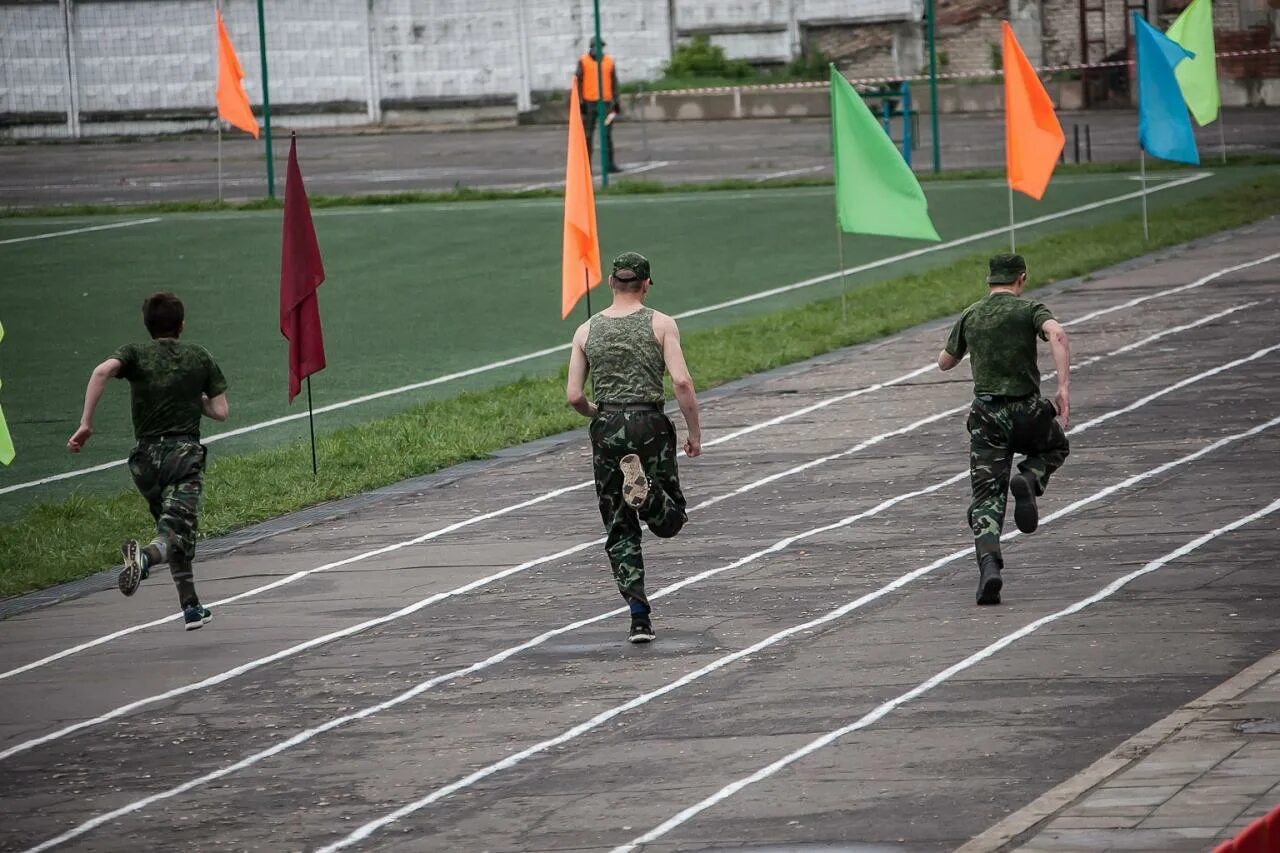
top-left (306, 376), bottom-right (318, 475)
top-left (585, 270), bottom-right (592, 316)
top-left (216, 0), bottom-right (222, 203)
top-left (837, 223), bottom-right (848, 324)
top-left (902, 81), bottom-right (912, 165)
top-left (1139, 149), bottom-right (1149, 243)
top-left (255, 0), bottom-right (276, 199)
top-left (592, 0), bottom-right (610, 187)
top-left (1007, 183), bottom-right (1016, 252)
top-left (925, 0), bottom-right (940, 173)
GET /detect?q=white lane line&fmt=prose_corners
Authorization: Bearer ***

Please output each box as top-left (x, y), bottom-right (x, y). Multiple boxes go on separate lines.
top-left (2, 251), bottom-right (1266, 685)
top-left (613, 496), bottom-right (1280, 853)
top-left (0, 171), bottom-right (1218, 498)
top-left (518, 160), bottom-right (672, 191)
top-left (754, 165), bottom-right (826, 182)
top-left (0, 218), bottom-right (162, 246)
top-left (26, 331), bottom-right (1268, 852)
top-left (317, 410), bottom-right (1280, 852)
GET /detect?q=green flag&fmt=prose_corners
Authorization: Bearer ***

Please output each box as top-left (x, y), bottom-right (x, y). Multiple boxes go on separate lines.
top-left (1167, 0), bottom-right (1220, 126)
top-left (830, 65), bottom-right (940, 241)
top-left (0, 321), bottom-right (12, 465)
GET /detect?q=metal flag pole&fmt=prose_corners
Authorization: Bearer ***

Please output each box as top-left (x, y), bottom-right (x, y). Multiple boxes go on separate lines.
top-left (218, 123), bottom-right (223, 203)
top-left (592, 0), bottom-right (610, 187)
top-left (306, 376), bottom-right (318, 475)
top-left (1007, 183), bottom-right (1016, 252)
top-left (215, 0), bottom-right (222, 203)
top-left (1139, 149), bottom-right (1150, 242)
top-left (585, 269), bottom-right (592, 316)
top-left (836, 222), bottom-right (849, 324)
top-left (925, 0), bottom-right (941, 173)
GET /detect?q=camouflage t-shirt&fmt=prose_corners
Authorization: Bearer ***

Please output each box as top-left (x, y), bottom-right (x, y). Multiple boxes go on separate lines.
top-left (584, 307), bottom-right (666, 404)
top-left (111, 339), bottom-right (228, 439)
top-left (944, 291), bottom-right (1055, 396)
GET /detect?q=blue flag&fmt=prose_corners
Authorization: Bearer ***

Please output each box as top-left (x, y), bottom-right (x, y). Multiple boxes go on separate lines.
top-left (1134, 13), bottom-right (1199, 165)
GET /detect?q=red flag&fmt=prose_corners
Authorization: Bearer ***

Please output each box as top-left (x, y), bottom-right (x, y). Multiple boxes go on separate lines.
top-left (280, 134), bottom-right (326, 403)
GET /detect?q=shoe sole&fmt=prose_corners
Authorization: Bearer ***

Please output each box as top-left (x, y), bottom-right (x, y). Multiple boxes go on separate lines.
top-left (620, 454), bottom-right (650, 510)
top-left (118, 542), bottom-right (142, 597)
top-left (977, 576), bottom-right (1003, 606)
top-left (1010, 475), bottom-right (1039, 534)
top-left (628, 632), bottom-right (656, 644)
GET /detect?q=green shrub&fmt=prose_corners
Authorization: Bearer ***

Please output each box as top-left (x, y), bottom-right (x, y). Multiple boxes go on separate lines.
top-left (665, 35), bottom-right (754, 79)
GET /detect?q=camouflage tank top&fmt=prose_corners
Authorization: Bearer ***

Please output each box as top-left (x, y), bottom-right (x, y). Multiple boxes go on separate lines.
top-left (584, 307), bottom-right (665, 403)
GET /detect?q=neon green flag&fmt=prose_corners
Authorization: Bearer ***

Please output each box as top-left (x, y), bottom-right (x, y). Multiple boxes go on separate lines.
top-left (830, 65), bottom-right (940, 241)
top-left (1167, 0), bottom-right (1220, 126)
top-left (0, 321), bottom-right (13, 465)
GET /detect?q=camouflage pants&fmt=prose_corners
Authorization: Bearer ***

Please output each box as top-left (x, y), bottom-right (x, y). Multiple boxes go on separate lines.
top-left (128, 437), bottom-right (206, 608)
top-left (589, 409), bottom-right (688, 616)
top-left (966, 395), bottom-right (1070, 562)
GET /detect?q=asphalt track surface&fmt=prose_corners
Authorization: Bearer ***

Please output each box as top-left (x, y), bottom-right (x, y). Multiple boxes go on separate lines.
top-left (1, 109), bottom-right (1278, 207)
top-left (1, 220), bottom-right (1278, 852)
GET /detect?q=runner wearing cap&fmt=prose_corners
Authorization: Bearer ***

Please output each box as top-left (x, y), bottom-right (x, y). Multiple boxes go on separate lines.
top-left (937, 253), bottom-right (1072, 605)
top-left (566, 252), bottom-right (702, 643)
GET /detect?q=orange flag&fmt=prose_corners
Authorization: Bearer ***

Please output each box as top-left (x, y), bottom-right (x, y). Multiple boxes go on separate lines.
top-left (1003, 21), bottom-right (1063, 200)
top-left (216, 9), bottom-right (260, 139)
top-left (561, 78), bottom-right (601, 319)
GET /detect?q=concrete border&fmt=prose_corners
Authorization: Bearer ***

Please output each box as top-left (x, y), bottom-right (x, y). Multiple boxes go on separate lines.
top-left (1, 217), bottom-right (1270, 622)
top-left (954, 646), bottom-right (1280, 852)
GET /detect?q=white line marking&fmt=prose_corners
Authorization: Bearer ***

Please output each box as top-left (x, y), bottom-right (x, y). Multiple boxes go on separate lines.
top-left (519, 160), bottom-right (672, 191)
top-left (754, 165), bottom-right (826, 182)
top-left (2, 251), bottom-right (1267, 686)
top-left (0, 171), bottom-right (1217, 498)
top-left (25, 327), bottom-right (1268, 851)
top-left (0, 218), bottom-right (161, 246)
top-left (317, 407), bottom-right (1280, 852)
top-left (613, 495), bottom-right (1280, 852)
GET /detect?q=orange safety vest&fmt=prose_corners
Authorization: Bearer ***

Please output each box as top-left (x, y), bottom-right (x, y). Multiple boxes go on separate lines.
top-left (579, 53), bottom-right (615, 101)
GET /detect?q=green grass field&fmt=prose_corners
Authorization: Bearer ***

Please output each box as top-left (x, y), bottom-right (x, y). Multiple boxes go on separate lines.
top-left (0, 167), bottom-right (1267, 518)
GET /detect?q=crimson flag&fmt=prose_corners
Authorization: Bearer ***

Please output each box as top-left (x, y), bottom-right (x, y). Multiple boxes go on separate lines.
top-left (280, 133), bottom-right (326, 403)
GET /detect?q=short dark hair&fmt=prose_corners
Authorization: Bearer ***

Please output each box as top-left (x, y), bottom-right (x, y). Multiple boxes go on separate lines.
top-left (142, 292), bottom-right (184, 338)
top-left (609, 272), bottom-right (645, 294)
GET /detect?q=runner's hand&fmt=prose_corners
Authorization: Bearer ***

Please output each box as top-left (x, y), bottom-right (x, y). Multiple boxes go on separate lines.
top-left (684, 435), bottom-right (701, 458)
top-left (67, 425), bottom-right (93, 453)
top-left (1055, 389), bottom-right (1070, 428)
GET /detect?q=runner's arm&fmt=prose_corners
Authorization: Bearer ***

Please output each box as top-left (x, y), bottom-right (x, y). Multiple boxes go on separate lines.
top-left (565, 323), bottom-right (597, 418)
top-left (202, 394), bottom-right (230, 421)
top-left (1043, 319), bottom-right (1071, 427)
top-left (67, 357), bottom-right (122, 452)
top-left (658, 315), bottom-right (701, 457)
top-left (937, 350), bottom-right (962, 371)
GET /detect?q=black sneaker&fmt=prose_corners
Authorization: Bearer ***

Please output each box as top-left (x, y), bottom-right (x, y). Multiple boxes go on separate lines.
top-left (628, 619), bottom-right (656, 644)
top-left (183, 605), bottom-right (213, 631)
top-left (119, 540), bottom-right (144, 597)
top-left (620, 454), bottom-right (650, 510)
top-left (976, 555), bottom-right (1003, 606)
top-left (1010, 472), bottom-right (1039, 534)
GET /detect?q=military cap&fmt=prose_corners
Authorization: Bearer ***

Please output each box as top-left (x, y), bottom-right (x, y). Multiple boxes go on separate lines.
top-left (611, 251), bottom-right (653, 284)
top-left (987, 253), bottom-right (1027, 285)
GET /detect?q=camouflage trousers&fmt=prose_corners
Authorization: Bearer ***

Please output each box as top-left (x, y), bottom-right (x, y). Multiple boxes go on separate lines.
top-left (589, 409), bottom-right (688, 616)
top-left (128, 437), bottom-right (207, 608)
top-left (966, 395), bottom-right (1070, 563)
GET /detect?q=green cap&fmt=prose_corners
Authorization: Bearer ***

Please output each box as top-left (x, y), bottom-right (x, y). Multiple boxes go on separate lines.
top-left (611, 251), bottom-right (652, 283)
top-left (987, 253), bottom-right (1027, 285)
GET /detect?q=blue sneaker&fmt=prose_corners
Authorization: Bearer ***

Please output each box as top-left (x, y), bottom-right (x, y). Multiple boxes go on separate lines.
top-left (183, 605), bottom-right (212, 631)
top-left (119, 541), bottom-right (146, 597)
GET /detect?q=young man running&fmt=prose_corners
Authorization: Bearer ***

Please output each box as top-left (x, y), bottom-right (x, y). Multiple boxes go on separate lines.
top-left (68, 292), bottom-right (229, 630)
top-left (566, 252), bottom-right (702, 643)
top-left (938, 253), bottom-right (1071, 605)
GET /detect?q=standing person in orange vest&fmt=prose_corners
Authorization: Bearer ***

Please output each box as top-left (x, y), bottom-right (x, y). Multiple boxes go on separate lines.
top-left (575, 36), bottom-right (622, 173)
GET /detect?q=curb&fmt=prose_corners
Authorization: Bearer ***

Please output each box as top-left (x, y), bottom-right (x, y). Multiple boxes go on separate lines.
top-left (954, 647), bottom-right (1280, 852)
top-left (2, 215), bottom-right (1271, 621)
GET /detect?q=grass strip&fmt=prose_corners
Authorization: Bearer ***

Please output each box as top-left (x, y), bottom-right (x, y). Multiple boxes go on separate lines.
top-left (2, 173), bottom-right (1278, 598)
top-left (4, 154), bottom-right (1277, 219)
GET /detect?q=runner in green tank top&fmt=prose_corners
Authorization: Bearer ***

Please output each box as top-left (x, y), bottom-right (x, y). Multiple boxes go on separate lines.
top-left (567, 252), bottom-right (703, 644)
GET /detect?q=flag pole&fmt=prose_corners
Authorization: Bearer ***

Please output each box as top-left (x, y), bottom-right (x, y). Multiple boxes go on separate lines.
top-left (585, 269), bottom-right (592, 316)
top-left (218, 123), bottom-right (223, 203)
top-left (306, 376), bottom-right (317, 475)
top-left (1007, 183), bottom-right (1016, 252)
top-left (836, 222), bottom-right (848, 324)
top-left (1139, 149), bottom-right (1149, 242)
top-left (215, 0), bottom-right (222, 203)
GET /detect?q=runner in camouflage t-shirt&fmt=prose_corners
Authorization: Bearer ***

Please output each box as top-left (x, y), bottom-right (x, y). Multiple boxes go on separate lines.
top-left (68, 292), bottom-right (230, 630)
top-left (938, 254), bottom-right (1071, 606)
